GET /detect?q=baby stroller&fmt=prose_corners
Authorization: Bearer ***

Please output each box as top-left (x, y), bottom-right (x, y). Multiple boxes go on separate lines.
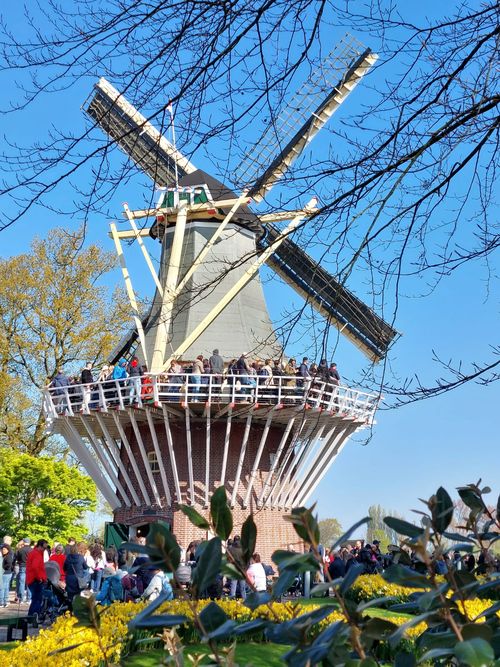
top-left (39, 561), bottom-right (70, 624)
top-left (286, 574), bottom-right (303, 597)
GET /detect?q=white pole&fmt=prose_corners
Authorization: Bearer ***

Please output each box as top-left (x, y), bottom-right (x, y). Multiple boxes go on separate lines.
top-left (167, 198), bottom-right (316, 367)
top-left (150, 199), bottom-right (188, 371)
top-left (110, 222), bottom-right (149, 366)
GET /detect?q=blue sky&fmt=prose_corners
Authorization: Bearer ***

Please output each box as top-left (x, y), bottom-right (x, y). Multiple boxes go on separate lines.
top-left (0, 1), bottom-right (498, 535)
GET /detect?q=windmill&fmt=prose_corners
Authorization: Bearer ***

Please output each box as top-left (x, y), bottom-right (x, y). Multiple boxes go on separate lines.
top-left (44, 34), bottom-right (397, 559)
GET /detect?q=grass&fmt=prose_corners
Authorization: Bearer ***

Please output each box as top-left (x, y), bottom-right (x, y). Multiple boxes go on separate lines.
top-left (298, 596), bottom-right (413, 620)
top-left (123, 642), bottom-right (288, 666)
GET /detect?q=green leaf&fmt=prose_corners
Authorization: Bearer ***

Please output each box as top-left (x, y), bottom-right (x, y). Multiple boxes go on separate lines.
top-left (72, 594), bottom-right (99, 629)
top-left (191, 537), bottom-right (222, 596)
top-left (131, 614), bottom-right (188, 629)
top-left (363, 617), bottom-right (398, 639)
top-left (356, 596), bottom-right (397, 612)
top-left (383, 564), bottom-right (431, 589)
top-left (244, 591), bottom-right (271, 609)
top-left (273, 569), bottom-right (301, 598)
top-left (432, 486), bottom-right (454, 533)
top-left (210, 486), bottom-right (233, 540)
top-left (178, 504), bottom-right (210, 531)
top-left (284, 506), bottom-right (320, 544)
top-left (272, 549), bottom-right (319, 573)
top-left (458, 487), bottom-right (486, 513)
top-left (455, 638), bottom-right (494, 666)
top-left (462, 624), bottom-right (493, 642)
top-left (339, 562), bottom-right (364, 595)
top-left (394, 651), bottom-right (416, 667)
top-left (198, 601), bottom-right (227, 634)
top-left (442, 531), bottom-right (474, 542)
top-left (419, 648), bottom-right (454, 662)
top-left (48, 642), bottom-right (88, 656)
top-left (241, 514), bottom-right (257, 565)
top-left (146, 522), bottom-right (181, 571)
top-left (384, 516), bottom-right (424, 538)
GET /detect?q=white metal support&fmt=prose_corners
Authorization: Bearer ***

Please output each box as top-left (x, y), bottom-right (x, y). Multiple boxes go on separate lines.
top-left (219, 405), bottom-right (233, 486)
top-left (262, 421), bottom-right (307, 508)
top-left (110, 221), bottom-right (149, 366)
top-left (184, 404), bottom-right (195, 504)
top-left (123, 203), bottom-right (165, 298)
top-left (230, 408), bottom-right (255, 508)
top-left (294, 421), bottom-right (359, 506)
top-left (78, 415), bottom-right (131, 507)
top-left (128, 409), bottom-right (162, 507)
top-left (242, 407), bottom-right (276, 508)
top-left (151, 199), bottom-right (188, 371)
top-left (278, 425), bottom-right (334, 509)
top-left (111, 412), bottom-right (151, 505)
top-left (173, 192), bottom-right (249, 296)
top-left (257, 417), bottom-right (295, 507)
top-left (61, 418), bottom-right (121, 510)
top-left (161, 404), bottom-right (182, 503)
top-left (94, 413), bottom-right (142, 506)
top-left (167, 199), bottom-right (316, 368)
top-left (275, 425), bottom-right (326, 509)
top-left (204, 405), bottom-right (211, 508)
top-left (145, 410), bottom-right (172, 505)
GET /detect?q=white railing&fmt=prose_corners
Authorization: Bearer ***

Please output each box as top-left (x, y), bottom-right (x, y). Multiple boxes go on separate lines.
top-left (42, 372), bottom-right (380, 423)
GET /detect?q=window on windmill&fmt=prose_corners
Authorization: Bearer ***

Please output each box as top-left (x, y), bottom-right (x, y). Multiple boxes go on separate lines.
top-left (179, 191), bottom-right (190, 204)
top-left (147, 451), bottom-right (160, 473)
top-left (193, 187), bottom-right (208, 204)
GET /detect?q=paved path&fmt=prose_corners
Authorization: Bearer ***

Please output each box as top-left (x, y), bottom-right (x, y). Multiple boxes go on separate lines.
top-left (0, 593), bottom-right (39, 642)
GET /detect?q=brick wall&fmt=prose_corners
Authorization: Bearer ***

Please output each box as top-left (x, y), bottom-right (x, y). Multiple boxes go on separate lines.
top-left (112, 412), bottom-right (301, 563)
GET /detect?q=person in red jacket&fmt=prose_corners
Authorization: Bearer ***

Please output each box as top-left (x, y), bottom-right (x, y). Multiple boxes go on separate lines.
top-left (26, 539), bottom-right (48, 617)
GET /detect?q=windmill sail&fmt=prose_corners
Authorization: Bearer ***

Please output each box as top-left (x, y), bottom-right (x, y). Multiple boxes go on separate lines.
top-left (258, 225), bottom-right (398, 361)
top-left (236, 34), bottom-right (378, 201)
top-left (85, 78), bottom-right (196, 186)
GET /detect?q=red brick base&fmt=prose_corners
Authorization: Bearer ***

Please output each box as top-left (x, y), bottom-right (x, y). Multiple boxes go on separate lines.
top-left (114, 504), bottom-right (302, 566)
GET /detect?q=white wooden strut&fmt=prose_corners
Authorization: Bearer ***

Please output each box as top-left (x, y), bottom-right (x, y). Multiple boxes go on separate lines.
top-left (94, 413), bottom-right (142, 506)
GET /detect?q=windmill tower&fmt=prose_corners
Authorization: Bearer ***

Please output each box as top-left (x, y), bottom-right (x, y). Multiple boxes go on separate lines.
top-left (43, 35), bottom-right (398, 559)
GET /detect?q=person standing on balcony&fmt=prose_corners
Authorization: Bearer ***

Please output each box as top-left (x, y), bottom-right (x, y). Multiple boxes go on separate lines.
top-left (328, 362), bottom-right (340, 385)
top-left (191, 354), bottom-right (204, 396)
top-left (49, 368), bottom-right (70, 414)
top-left (112, 358), bottom-right (128, 405)
top-left (127, 356), bottom-right (142, 405)
top-left (297, 357), bottom-right (310, 388)
top-left (209, 349), bottom-right (224, 390)
top-left (81, 362), bottom-right (94, 411)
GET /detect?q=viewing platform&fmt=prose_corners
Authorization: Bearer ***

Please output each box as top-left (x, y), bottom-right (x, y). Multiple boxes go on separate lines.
top-left (42, 373), bottom-right (380, 514)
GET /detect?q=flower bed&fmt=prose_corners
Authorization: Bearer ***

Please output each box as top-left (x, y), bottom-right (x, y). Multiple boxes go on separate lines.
top-left (2, 595), bottom-right (498, 666)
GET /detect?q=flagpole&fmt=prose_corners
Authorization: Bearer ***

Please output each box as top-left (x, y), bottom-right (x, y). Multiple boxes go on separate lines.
top-left (167, 100), bottom-right (179, 193)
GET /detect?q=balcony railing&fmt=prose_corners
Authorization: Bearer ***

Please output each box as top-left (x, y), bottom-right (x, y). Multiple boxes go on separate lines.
top-left (42, 372), bottom-right (379, 423)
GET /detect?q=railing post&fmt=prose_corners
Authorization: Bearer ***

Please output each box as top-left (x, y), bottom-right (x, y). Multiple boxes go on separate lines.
top-left (116, 380), bottom-right (125, 409)
top-left (153, 375), bottom-right (160, 405)
top-left (98, 382), bottom-right (108, 412)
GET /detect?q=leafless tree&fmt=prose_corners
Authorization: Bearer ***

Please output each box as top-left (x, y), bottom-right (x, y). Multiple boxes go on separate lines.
top-left (0, 0), bottom-right (498, 404)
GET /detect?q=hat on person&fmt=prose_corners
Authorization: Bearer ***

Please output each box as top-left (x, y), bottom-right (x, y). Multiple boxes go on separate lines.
top-left (373, 540), bottom-right (380, 545)
top-left (23, 537), bottom-right (31, 545)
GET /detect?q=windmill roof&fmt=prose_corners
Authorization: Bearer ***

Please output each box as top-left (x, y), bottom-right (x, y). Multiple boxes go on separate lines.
top-left (178, 169), bottom-right (264, 237)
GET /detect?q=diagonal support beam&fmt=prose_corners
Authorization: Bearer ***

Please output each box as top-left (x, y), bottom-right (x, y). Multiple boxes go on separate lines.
top-left (110, 222), bottom-right (149, 366)
top-left (167, 199), bottom-right (316, 367)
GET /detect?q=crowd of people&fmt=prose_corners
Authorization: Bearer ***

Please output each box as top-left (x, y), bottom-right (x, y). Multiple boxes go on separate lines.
top-left (48, 351), bottom-right (342, 410)
top-left (2, 531), bottom-right (499, 628)
top-left (0, 531), bottom-right (276, 625)
top-left (318, 540), bottom-right (500, 582)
